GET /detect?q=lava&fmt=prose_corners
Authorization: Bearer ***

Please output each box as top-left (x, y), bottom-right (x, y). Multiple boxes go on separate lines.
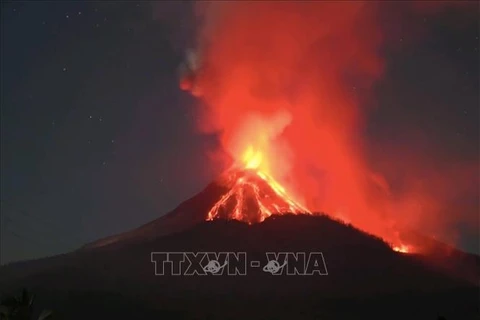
top-left (392, 245), bottom-right (411, 254)
top-left (179, 2), bottom-right (476, 255)
top-left (207, 147), bottom-right (310, 224)
top-left (207, 162), bottom-right (415, 254)
top-left (206, 146), bottom-right (413, 253)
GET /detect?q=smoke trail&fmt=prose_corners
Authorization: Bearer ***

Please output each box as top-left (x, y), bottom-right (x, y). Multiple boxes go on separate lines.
top-left (180, 1), bottom-right (477, 249)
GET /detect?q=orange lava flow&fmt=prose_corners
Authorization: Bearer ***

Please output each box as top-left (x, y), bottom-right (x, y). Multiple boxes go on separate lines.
top-left (392, 244), bottom-right (411, 254)
top-left (206, 146), bottom-right (414, 254)
top-left (207, 147), bottom-right (310, 224)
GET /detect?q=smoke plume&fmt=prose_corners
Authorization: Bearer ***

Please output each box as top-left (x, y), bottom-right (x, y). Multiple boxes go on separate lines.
top-left (180, 1), bottom-right (478, 249)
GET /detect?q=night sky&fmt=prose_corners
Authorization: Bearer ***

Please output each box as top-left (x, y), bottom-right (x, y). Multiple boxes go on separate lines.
top-left (1, 2), bottom-right (478, 264)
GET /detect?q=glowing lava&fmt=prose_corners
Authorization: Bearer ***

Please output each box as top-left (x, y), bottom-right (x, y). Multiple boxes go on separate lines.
top-left (207, 147), bottom-right (310, 224)
top-left (206, 146), bottom-right (415, 254)
top-left (392, 245), bottom-right (411, 254)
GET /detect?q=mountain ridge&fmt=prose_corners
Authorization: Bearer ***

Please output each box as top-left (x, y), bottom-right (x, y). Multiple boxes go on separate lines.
top-left (0, 214), bottom-right (478, 320)
top-left (1, 171), bottom-right (478, 319)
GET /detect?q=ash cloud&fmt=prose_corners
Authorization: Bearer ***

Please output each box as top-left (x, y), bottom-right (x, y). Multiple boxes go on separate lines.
top-left (175, 1), bottom-right (477, 250)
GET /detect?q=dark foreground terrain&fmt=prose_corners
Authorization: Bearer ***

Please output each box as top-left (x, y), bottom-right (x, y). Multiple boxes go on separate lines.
top-left (1, 215), bottom-right (479, 320)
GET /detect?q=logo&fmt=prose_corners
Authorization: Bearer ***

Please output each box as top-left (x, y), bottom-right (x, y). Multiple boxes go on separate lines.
top-left (262, 259), bottom-right (287, 274)
top-left (151, 252), bottom-right (328, 276)
top-left (203, 260), bottom-right (228, 274)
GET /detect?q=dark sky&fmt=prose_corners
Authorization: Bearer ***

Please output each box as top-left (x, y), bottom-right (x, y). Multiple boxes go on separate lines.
top-left (1, 2), bottom-right (478, 264)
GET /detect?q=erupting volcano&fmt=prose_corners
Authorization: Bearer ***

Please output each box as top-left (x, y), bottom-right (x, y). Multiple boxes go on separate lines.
top-left (207, 168), bottom-right (310, 224)
top-left (207, 143), bottom-right (310, 223)
top-left (202, 143), bottom-right (414, 253)
top-left (207, 164), bottom-right (415, 253)
top-left (174, 1), bottom-right (478, 256)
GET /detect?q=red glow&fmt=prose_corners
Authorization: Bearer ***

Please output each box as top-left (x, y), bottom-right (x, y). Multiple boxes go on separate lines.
top-left (180, 2), bottom-right (477, 253)
top-left (207, 167), bottom-right (310, 224)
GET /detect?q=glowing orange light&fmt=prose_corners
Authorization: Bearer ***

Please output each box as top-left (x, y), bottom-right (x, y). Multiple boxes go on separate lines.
top-left (392, 244), bottom-right (411, 253)
top-left (207, 145), bottom-right (310, 223)
top-left (242, 145), bottom-right (263, 170)
top-left (209, 146), bottom-right (413, 255)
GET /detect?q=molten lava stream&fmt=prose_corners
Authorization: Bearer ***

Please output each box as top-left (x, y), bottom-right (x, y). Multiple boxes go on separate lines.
top-left (392, 244), bottom-right (411, 254)
top-left (207, 167), bottom-right (310, 224)
top-left (207, 147), bottom-right (413, 254)
top-left (207, 145), bottom-right (309, 223)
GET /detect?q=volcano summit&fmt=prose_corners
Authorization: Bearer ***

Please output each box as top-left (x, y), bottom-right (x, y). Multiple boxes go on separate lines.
top-left (207, 168), bottom-right (310, 224)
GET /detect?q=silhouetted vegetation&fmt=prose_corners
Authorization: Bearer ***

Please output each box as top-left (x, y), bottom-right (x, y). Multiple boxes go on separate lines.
top-left (0, 288), bottom-right (53, 320)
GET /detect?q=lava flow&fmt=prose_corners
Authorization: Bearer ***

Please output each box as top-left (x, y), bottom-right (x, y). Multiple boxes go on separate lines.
top-left (392, 245), bottom-right (411, 254)
top-left (206, 146), bottom-right (414, 254)
top-left (177, 2), bottom-right (461, 255)
top-left (207, 148), bottom-right (310, 224)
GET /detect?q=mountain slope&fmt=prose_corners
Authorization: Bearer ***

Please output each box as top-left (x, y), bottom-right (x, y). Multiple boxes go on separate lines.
top-left (82, 168), bottom-right (309, 249)
top-left (0, 214), bottom-right (478, 320)
top-left (1, 168), bottom-right (478, 320)
top-left (82, 179), bottom-right (227, 249)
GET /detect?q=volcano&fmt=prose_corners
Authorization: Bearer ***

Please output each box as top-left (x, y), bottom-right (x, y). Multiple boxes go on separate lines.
top-left (0, 172), bottom-right (479, 320)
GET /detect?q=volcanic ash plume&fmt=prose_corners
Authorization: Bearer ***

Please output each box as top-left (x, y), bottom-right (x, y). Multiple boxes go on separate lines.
top-left (178, 49), bottom-right (203, 97)
top-left (178, 1), bottom-right (477, 253)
